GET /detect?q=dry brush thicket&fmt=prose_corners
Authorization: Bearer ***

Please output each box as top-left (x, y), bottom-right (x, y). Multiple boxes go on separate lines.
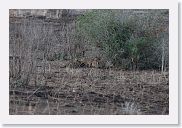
top-left (9, 9), bottom-right (169, 115)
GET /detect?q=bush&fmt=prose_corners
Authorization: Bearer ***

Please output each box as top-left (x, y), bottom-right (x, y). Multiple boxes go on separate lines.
top-left (75, 10), bottom-right (168, 70)
top-left (76, 10), bottom-right (133, 66)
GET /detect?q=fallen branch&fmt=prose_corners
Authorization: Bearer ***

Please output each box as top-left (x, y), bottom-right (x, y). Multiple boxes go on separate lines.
top-left (27, 86), bottom-right (41, 99)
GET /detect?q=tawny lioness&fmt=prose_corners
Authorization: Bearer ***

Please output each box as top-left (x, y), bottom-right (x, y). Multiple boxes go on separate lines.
top-left (80, 57), bottom-right (99, 68)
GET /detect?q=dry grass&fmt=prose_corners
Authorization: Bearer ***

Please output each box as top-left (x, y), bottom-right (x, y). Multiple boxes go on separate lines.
top-left (9, 63), bottom-right (169, 115)
top-left (9, 15), bottom-right (169, 115)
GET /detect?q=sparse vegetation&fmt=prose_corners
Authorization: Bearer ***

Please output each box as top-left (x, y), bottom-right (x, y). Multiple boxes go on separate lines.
top-left (9, 9), bottom-right (169, 115)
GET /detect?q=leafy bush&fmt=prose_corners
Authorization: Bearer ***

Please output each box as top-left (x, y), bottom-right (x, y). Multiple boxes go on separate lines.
top-left (76, 10), bottom-right (133, 66)
top-left (75, 10), bottom-right (168, 70)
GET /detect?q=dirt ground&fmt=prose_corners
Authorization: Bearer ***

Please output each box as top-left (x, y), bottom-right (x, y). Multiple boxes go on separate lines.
top-left (9, 62), bottom-right (169, 115)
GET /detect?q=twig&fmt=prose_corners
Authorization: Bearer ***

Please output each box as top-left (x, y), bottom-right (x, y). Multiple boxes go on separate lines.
top-left (27, 86), bottom-right (41, 99)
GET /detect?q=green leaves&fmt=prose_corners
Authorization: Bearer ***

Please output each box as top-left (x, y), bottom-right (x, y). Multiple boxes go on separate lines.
top-left (75, 10), bottom-right (168, 70)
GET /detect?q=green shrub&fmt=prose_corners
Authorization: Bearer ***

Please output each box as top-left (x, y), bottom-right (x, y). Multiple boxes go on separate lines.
top-left (75, 10), bottom-right (168, 70)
